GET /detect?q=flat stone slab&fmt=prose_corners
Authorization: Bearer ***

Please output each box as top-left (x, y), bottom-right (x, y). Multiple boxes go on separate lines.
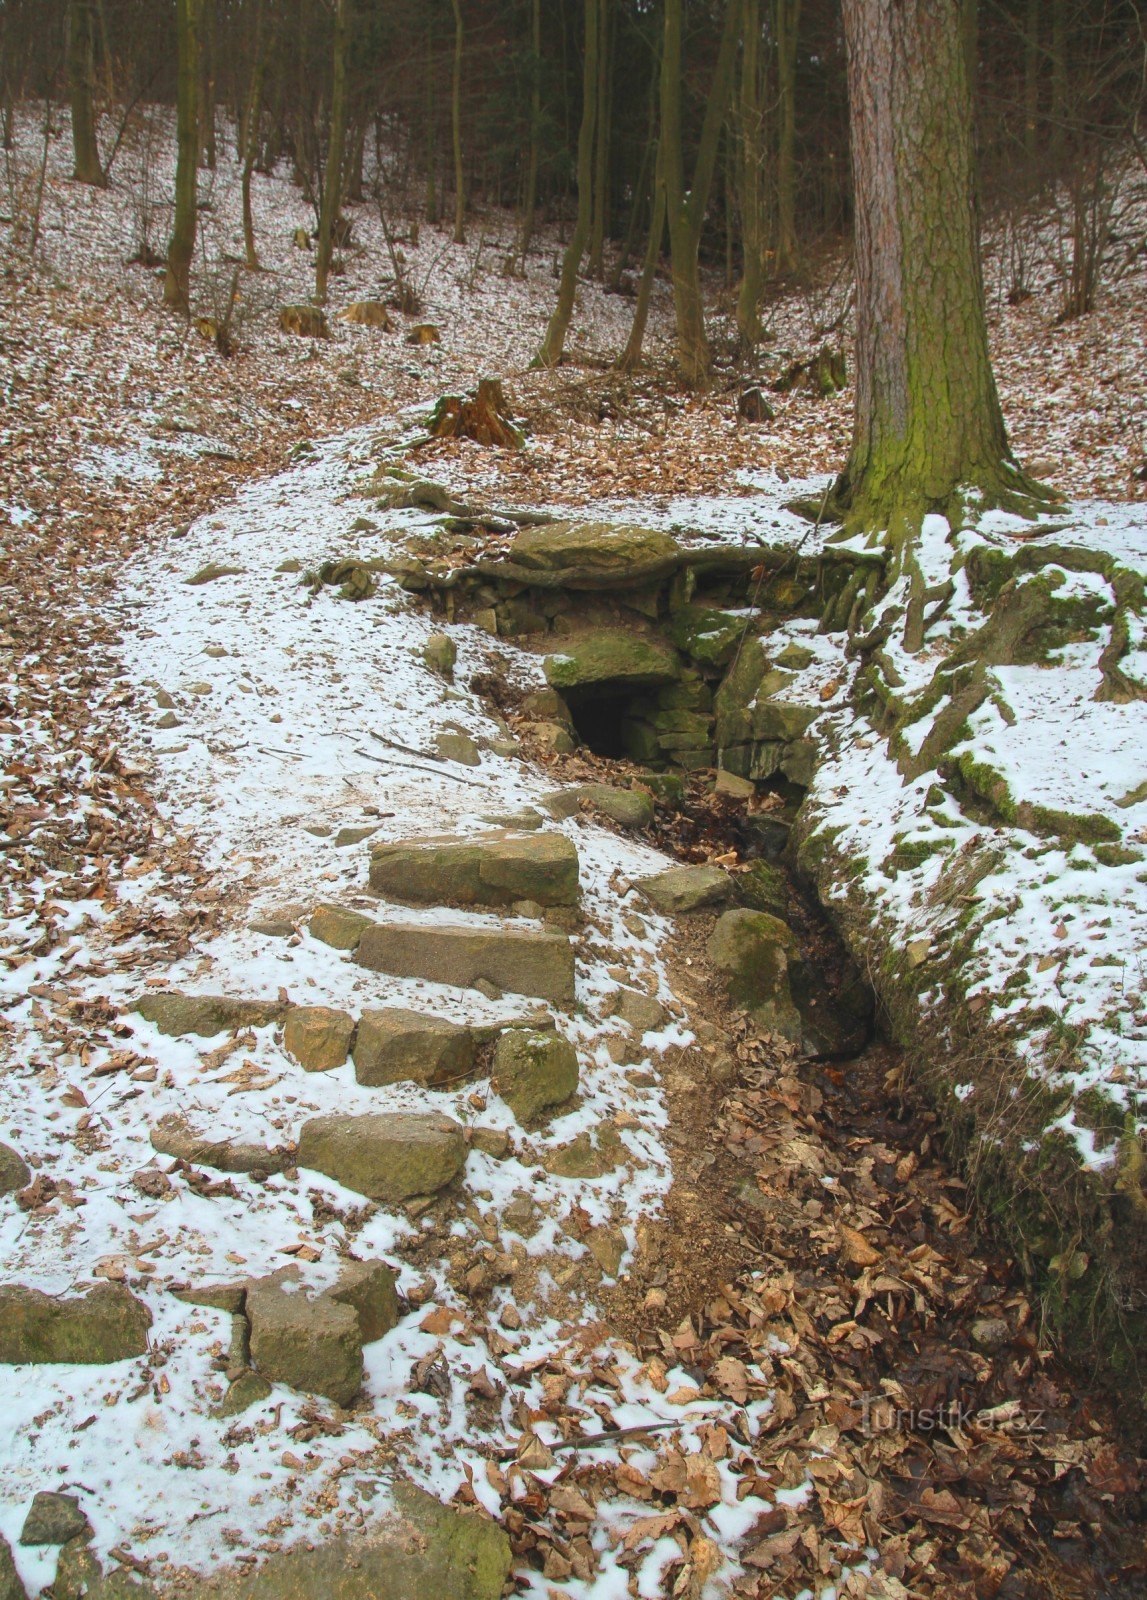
top-left (135, 992), bottom-right (285, 1037)
top-left (369, 832), bottom-right (579, 908)
top-left (507, 521), bottom-right (681, 588)
top-left (297, 1111), bottom-right (467, 1202)
top-left (356, 922), bottom-right (575, 1004)
top-left (542, 785), bottom-right (654, 830)
top-left (151, 1114), bottom-right (291, 1175)
top-left (0, 1283), bottom-right (151, 1364)
top-left (634, 864), bottom-right (734, 913)
top-left (353, 1008), bottom-right (474, 1087)
top-left (544, 630), bottom-right (681, 694)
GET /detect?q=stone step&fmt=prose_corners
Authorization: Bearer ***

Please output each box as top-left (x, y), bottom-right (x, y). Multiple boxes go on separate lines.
top-left (297, 1110), bottom-right (467, 1203)
top-left (368, 831), bottom-right (579, 908)
top-left (0, 1284), bottom-right (151, 1364)
top-left (356, 922), bottom-right (575, 1005)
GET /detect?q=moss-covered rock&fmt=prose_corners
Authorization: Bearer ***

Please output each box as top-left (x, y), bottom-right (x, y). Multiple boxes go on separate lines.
top-left (0, 1284), bottom-right (151, 1364)
top-left (544, 631), bottom-right (681, 694)
top-left (707, 909), bottom-right (803, 1041)
top-left (542, 785), bottom-right (654, 830)
top-left (666, 606), bottom-right (744, 668)
top-left (507, 522), bottom-right (680, 588)
top-left (309, 903), bottom-right (375, 951)
top-left (246, 1280), bottom-right (363, 1407)
top-left (492, 1029), bottom-right (579, 1123)
top-left (0, 1141), bottom-right (30, 1197)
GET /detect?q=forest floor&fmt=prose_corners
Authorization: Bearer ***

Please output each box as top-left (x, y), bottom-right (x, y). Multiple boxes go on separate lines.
top-left (1, 109), bottom-right (1146, 1600)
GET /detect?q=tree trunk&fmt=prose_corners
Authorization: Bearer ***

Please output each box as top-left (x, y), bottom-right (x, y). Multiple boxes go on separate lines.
top-left (1050, 0), bottom-right (1066, 168)
top-left (588, 0), bottom-right (611, 277)
top-left (1023, 0), bottom-right (1039, 167)
top-left (736, 0), bottom-right (764, 346)
top-left (424, 15), bottom-right (438, 223)
top-left (661, 0), bottom-right (740, 389)
top-left (835, 0), bottom-right (1046, 555)
top-left (164, 0), bottom-right (199, 313)
top-left (617, 147), bottom-right (665, 372)
top-left (198, 0), bottom-right (215, 170)
top-left (451, 0), bottom-right (465, 243)
top-left (774, 0), bottom-right (801, 276)
top-left (67, 0), bottom-right (103, 186)
top-left (240, 0), bottom-right (265, 271)
top-left (535, 0), bottom-right (599, 369)
top-left (315, 0), bottom-right (349, 305)
top-left (515, 0), bottom-right (541, 268)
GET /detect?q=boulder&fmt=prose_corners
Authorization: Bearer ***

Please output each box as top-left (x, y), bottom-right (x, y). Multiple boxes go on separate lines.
top-left (422, 634), bottom-right (456, 682)
top-left (246, 1280), bottom-right (362, 1407)
top-left (297, 1112), bottom-right (467, 1202)
top-left (353, 1008), bottom-right (474, 1087)
top-left (135, 993), bottom-right (284, 1038)
top-left (634, 864), bottom-right (733, 914)
top-left (492, 1030), bottom-right (579, 1124)
top-left (310, 903), bottom-right (375, 951)
top-left (0, 1533), bottom-right (27, 1600)
top-left (707, 909), bottom-right (802, 1041)
top-left (356, 923), bottom-right (575, 1004)
top-left (325, 1259), bottom-right (399, 1343)
top-left (19, 1492), bottom-right (91, 1547)
top-left (544, 631), bottom-right (681, 694)
top-left (279, 305), bottom-right (330, 338)
top-left (506, 522), bottom-right (680, 589)
top-left (283, 1006), bottom-right (355, 1073)
top-left (0, 1283), bottom-right (151, 1364)
top-left (369, 832), bottom-right (578, 909)
top-left (542, 785), bottom-right (653, 830)
top-left (0, 1141), bottom-right (30, 1197)
top-left (336, 301), bottom-right (393, 330)
top-left (151, 1115), bottom-right (290, 1175)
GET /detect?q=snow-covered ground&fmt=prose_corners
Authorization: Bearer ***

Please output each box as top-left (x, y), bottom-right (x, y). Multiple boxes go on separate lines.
top-left (3, 99), bottom-right (1146, 1598)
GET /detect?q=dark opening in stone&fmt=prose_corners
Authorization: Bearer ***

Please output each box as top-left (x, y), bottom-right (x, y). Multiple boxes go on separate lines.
top-left (565, 693), bottom-right (629, 759)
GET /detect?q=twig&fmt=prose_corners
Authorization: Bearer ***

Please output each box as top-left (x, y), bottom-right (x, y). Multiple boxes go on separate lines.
top-left (498, 1419), bottom-right (683, 1462)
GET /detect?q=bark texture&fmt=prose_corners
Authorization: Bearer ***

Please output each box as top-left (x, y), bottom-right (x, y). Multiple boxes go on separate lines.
top-left (315, 0), bottom-right (349, 304)
top-left (535, 0), bottom-right (599, 369)
top-left (836, 0), bottom-right (1040, 539)
top-left (164, 0), bottom-right (199, 312)
top-left (67, 0), bottom-right (103, 185)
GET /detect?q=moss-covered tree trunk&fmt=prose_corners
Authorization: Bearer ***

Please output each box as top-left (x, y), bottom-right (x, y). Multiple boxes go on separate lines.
top-left (736, 0), bottom-right (764, 346)
top-left (535, 0), bottom-right (599, 369)
top-left (164, 0), bottom-right (199, 313)
top-left (834, 0), bottom-right (1043, 547)
top-left (451, 0), bottom-right (465, 244)
top-left (240, 0), bottom-right (265, 271)
top-left (617, 144), bottom-right (665, 372)
top-left (588, 0), bottom-right (611, 277)
top-left (661, 0), bottom-right (740, 389)
top-left (515, 0), bottom-right (541, 269)
top-left (315, 0), bottom-right (349, 305)
top-left (774, 0), bottom-right (800, 276)
top-left (67, 0), bottom-right (103, 186)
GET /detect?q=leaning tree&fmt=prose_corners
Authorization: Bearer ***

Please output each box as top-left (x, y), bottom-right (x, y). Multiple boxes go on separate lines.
top-left (832, 0), bottom-right (1052, 556)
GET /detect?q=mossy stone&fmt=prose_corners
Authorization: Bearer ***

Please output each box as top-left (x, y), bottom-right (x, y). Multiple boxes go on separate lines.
top-left (369, 832), bottom-right (579, 908)
top-left (492, 1030), bottom-right (579, 1123)
top-left (0, 1284), bottom-right (151, 1364)
top-left (297, 1112), bottom-right (467, 1202)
